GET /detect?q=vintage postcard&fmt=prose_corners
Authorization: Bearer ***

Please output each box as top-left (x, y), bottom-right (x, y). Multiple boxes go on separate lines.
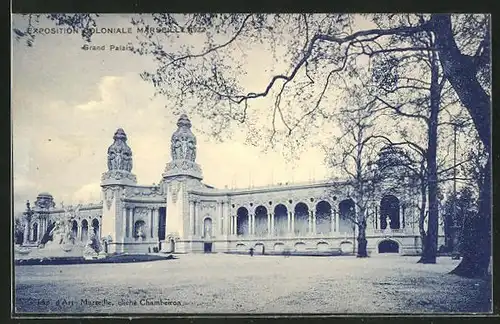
top-left (11, 13), bottom-right (492, 316)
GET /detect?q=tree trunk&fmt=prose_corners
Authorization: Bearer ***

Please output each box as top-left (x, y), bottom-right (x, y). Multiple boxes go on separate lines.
top-left (417, 209), bottom-right (428, 263)
top-left (431, 14), bottom-right (492, 278)
top-left (357, 217), bottom-right (368, 257)
top-left (416, 161), bottom-right (428, 263)
top-left (418, 44), bottom-right (440, 264)
top-left (431, 14), bottom-right (491, 151)
top-left (450, 155), bottom-right (491, 278)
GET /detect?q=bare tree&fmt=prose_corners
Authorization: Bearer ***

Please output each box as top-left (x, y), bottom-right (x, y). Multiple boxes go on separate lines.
top-left (324, 92), bottom-right (386, 257)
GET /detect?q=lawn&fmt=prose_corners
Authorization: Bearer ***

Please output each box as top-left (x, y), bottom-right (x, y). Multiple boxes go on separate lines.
top-left (14, 253), bottom-right (491, 314)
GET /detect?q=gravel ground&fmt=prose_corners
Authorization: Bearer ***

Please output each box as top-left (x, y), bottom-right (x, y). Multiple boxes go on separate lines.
top-left (14, 254), bottom-right (492, 314)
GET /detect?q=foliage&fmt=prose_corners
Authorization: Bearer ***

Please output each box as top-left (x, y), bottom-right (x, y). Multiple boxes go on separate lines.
top-left (442, 187), bottom-right (477, 245)
top-left (14, 217), bottom-right (24, 244)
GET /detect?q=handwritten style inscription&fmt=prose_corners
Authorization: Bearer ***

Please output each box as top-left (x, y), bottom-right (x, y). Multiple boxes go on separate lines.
top-left (16, 297), bottom-right (182, 309)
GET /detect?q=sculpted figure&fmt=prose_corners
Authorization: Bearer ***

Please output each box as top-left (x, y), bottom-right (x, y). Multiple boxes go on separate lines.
top-left (173, 138), bottom-right (183, 160)
top-left (122, 151), bottom-right (133, 172)
top-left (115, 147), bottom-right (123, 170)
top-left (187, 140), bottom-right (196, 161)
top-left (386, 216), bottom-right (392, 232)
top-left (49, 220), bottom-right (66, 245)
top-left (107, 150), bottom-right (116, 171)
top-left (106, 128), bottom-right (134, 173)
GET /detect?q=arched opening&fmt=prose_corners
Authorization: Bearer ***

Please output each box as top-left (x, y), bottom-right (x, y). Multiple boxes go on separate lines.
top-left (71, 220), bottom-right (78, 243)
top-left (378, 240), bottom-right (399, 253)
top-left (340, 241), bottom-right (353, 254)
top-left (158, 207), bottom-right (166, 241)
top-left (254, 205), bottom-right (268, 236)
top-left (294, 202), bottom-right (309, 235)
top-left (338, 199), bottom-right (355, 234)
top-left (294, 242), bottom-right (306, 251)
top-left (254, 243), bottom-right (265, 254)
top-left (236, 243), bottom-right (247, 252)
top-left (92, 218), bottom-right (100, 238)
top-left (134, 220), bottom-right (146, 240)
top-left (32, 222), bottom-right (38, 242)
top-left (81, 219), bottom-right (88, 242)
top-left (203, 217), bottom-right (213, 239)
top-left (274, 243), bottom-right (285, 252)
top-left (315, 201), bottom-right (332, 234)
top-left (317, 242), bottom-right (329, 251)
top-left (236, 207), bottom-right (249, 236)
top-left (273, 204), bottom-right (288, 236)
top-left (380, 195), bottom-right (400, 229)
top-left (203, 241), bottom-right (213, 253)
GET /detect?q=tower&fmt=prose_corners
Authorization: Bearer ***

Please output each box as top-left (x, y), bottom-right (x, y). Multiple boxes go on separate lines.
top-left (100, 128), bottom-right (137, 253)
top-left (162, 114), bottom-right (203, 252)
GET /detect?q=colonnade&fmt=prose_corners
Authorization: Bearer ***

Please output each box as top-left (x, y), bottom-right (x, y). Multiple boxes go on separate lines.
top-left (228, 208), bottom-right (341, 237)
top-left (25, 216), bottom-right (102, 244)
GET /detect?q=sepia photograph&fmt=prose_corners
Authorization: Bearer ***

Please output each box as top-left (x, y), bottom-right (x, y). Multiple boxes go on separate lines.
top-left (11, 12), bottom-right (492, 316)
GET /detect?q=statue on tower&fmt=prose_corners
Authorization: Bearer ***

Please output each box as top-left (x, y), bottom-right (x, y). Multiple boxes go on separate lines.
top-left (107, 128), bottom-right (133, 172)
top-left (101, 128), bottom-right (137, 184)
top-left (163, 114), bottom-right (203, 180)
top-left (171, 114), bottom-right (197, 162)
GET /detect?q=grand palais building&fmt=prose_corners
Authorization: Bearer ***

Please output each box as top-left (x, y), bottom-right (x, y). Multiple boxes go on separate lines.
top-left (19, 114), bottom-right (444, 255)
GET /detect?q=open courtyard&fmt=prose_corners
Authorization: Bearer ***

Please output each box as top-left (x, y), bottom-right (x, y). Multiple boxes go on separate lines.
top-left (14, 253), bottom-right (491, 314)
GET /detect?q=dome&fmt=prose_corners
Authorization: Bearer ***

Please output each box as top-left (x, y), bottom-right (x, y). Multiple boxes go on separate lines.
top-left (113, 128), bottom-right (128, 141)
top-left (37, 192), bottom-right (53, 198)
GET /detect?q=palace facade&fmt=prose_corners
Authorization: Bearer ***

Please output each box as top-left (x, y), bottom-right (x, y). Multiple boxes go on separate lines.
top-left (20, 115), bottom-right (444, 255)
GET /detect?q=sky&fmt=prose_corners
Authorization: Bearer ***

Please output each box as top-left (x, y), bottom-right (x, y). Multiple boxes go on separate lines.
top-left (11, 14), bottom-right (333, 217)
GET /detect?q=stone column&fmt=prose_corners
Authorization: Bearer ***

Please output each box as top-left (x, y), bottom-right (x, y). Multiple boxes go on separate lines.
top-left (150, 208), bottom-right (154, 238)
top-left (375, 206), bottom-right (379, 230)
top-left (223, 203), bottom-right (230, 236)
top-left (39, 218), bottom-right (44, 238)
top-left (123, 207), bottom-right (128, 240)
top-left (189, 200), bottom-right (195, 236)
top-left (154, 207), bottom-right (159, 238)
top-left (335, 209), bottom-right (340, 232)
top-left (267, 213), bottom-right (271, 236)
top-left (78, 223), bottom-right (82, 242)
top-left (312, 210), bottom-right (317, 234)
top-left (401, 205), bottom-right (405, 229)
top-left (308, 211), bottom-right (312, 233)
top-left (330, 210), bottom-right (335, 234)
top-left (270, 213), bottom-right (275, 236)
top-left (194, 201), bottom-right (199, 236)
top-left (250, 213), bottom-right (255, 235)
top-left (130, 208), bottom-right (135, 237)
top-left (233, 215), bottom-right (237, 235)
top-left (219, 202), bottom-right (224, 236)
top-left (291, 212), bottom-right (295, 235)
top-left (399, 205), bottom-right (403, 230)
top-left (287, 211), bottom-right (291, 233)
top-left (23, 218), bottom-right (29, 245)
